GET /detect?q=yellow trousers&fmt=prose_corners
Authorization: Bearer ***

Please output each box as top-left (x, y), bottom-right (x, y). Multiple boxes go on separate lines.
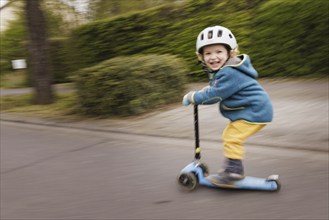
top-left (222, 120), bottom-right (266, 160)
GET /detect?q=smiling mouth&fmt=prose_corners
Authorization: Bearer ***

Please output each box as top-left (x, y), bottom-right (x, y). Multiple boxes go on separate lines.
top-left (209, 61), bottom-right (222, 69)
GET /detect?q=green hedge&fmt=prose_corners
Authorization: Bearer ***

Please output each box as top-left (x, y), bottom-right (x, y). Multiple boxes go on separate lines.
top-left (250, 0), bottom-right (329, 77)
top-left (74, 54), bottom-right (188, 116)
top-left (1, 0), bottom-right (327, 84)
top-left (68, 0), bottom-right (328, 80)
top-left (48, 38), bottom-right (74, 83)
top-left (68, 0), bottom-right (262, 80)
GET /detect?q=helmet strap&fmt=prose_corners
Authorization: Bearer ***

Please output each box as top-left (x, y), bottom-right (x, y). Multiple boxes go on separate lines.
top-left (198, 61), bottom-right (216, 80)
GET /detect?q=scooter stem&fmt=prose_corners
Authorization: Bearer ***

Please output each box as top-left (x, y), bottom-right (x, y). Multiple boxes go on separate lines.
top-left (194, 105), bottom-right (201, 160)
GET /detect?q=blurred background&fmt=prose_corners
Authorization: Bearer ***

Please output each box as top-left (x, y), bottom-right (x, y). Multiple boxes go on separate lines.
top-left (1, 0), bottom-right (328, 219)
top-left (1, 0), bottom-right (328, 113)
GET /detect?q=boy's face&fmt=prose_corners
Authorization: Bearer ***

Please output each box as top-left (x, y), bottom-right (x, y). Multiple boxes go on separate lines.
top-left (202, 44), bottom-right (229, 71)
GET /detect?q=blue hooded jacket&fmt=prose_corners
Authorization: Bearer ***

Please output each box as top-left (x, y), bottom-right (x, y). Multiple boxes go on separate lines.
top-left (193, 54), bottom-right (273, 123)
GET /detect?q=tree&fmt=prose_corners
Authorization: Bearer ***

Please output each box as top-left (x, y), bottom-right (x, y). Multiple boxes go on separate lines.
top-left (25, 0), bottom-right (54, 104)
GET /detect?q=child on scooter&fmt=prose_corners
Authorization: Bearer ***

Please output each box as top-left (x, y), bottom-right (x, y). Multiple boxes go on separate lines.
top-left (182, 26), bottom-right (273, 182)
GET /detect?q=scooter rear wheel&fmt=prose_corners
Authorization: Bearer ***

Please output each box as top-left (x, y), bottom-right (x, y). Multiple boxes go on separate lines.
top-left (177, 173), bottom-right (197, 191)
top-left (268, 180), bottom-right (281, 191)
top-left (266, 175), bottom-right (281, 191)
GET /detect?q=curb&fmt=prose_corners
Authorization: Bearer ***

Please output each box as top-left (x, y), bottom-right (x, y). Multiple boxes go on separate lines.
top-left (1, 113), bottom-right (327, 153)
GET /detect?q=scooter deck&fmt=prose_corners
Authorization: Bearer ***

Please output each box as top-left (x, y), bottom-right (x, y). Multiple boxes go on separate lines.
top-left (178, 162), bottom-right (280, 191)
top-left (206, 174), bottom-right (239, 188)
top-left (205, 174), bottom-right (280, 190)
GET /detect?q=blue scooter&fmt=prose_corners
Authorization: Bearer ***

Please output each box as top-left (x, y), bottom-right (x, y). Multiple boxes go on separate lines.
top-left (177, 105), bottom-right (281, 191)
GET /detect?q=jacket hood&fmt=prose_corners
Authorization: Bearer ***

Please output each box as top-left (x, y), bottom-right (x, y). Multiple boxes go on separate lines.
top-left (223, 54), bottom-right (258, 79)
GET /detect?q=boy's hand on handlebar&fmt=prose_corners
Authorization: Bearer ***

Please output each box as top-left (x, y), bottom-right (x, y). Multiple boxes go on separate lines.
top-left (182, 91), bottom-right (195, 106)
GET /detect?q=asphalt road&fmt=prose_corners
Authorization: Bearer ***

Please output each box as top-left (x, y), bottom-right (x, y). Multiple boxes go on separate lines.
top-left (1, 121), bottom-right (328, 219)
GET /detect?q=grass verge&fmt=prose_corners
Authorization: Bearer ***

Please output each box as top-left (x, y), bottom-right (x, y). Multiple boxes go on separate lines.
top-left (0, 70), bottom-right (28, 88)
top-left (1, 93), bottom-right (79, 118)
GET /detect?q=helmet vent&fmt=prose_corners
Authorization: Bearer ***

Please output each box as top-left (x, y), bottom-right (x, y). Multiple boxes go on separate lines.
top-left (201, 34), bottom-right (204, 40)
top-left (229, 34), bottom-right (233, 39)
top-left (217, 30), bottom-right (222, 37)
top-left (208, 30), bottom-right (213, 39)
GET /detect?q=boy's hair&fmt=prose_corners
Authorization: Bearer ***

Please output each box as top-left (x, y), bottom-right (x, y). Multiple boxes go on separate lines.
top-left (221, 44), bottom-right (240, 58)
top-left (230, 46), bottom-right (240, 58)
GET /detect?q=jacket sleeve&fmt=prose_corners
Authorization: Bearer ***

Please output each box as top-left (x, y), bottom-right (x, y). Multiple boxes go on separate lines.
top-left (193, 70), bottom-right (243, 105)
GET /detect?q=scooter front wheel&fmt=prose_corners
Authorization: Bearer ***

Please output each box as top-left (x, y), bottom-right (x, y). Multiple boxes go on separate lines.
top-left (198, 162), bottom-right (209, 177)
top-left (177, 173), bottom-right (197, 191)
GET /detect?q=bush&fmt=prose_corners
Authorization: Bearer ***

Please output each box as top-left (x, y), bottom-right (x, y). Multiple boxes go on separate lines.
top-left (74, 54), bottom-right (188, 116)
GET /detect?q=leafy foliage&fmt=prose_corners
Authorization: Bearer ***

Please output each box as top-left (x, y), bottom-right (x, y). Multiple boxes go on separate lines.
top-left (88, 0), bottom-right (178, 21)
top-left (48, 38), bottom-right (74, 83)
top-left (68, 0), bottom-right (263, 80)
top-left (74, 54), bottom-right (188, 116)
top-left (0, 11), bottom-right (27, 74)
top-left (0, 0), bottom-right (83, 83)
top-left (2, 0), bottom-right (327, 90)
top-left (250, 0), bottom-right (329, 77)
top-left (69, 0), bottom-right (328, 79)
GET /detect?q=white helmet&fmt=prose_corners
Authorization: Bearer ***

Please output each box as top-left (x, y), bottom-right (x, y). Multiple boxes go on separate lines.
top-left (196, 26), bottom-right (237, 53)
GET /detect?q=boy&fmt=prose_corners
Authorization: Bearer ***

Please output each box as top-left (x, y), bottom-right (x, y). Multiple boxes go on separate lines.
top-left (182, 26), bottom-right (273, 182)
